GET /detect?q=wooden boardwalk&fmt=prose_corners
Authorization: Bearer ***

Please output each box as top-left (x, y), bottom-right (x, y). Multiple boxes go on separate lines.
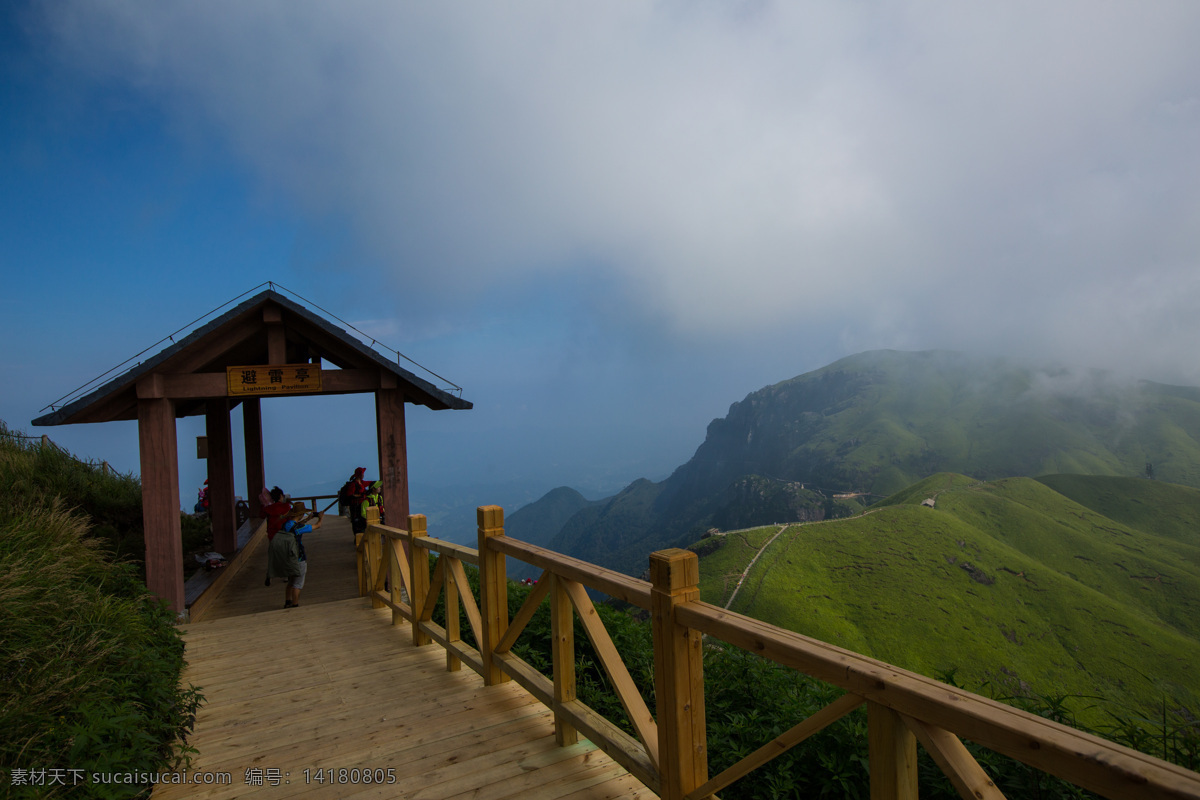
top-left (157, 516), bottom-right (653, 799)
top-left (192, 513), bottom-right (363, 621)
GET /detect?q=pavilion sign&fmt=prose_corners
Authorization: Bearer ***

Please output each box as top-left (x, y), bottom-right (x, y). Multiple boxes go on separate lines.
top-left (226, 364), bottom-right (323, 396)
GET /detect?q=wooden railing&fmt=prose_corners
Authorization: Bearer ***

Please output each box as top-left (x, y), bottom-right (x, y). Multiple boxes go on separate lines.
top-left (290, 492), bottom-right (340, 515)
top-left (355, 506), bottom-right (1200, 800)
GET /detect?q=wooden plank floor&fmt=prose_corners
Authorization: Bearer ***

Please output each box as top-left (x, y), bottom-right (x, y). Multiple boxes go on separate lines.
top-left (195, 513), bottom-right (363, 621)
top-left (157, 515), bottom-right (655, 799)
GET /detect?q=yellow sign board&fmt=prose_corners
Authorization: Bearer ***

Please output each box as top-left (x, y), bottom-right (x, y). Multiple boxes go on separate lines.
top-left (226, 364), bottom-right (323, 396)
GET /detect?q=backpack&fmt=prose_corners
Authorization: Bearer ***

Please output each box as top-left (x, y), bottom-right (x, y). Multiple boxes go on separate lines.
top-left (337, 477), bottom-right (359, 505)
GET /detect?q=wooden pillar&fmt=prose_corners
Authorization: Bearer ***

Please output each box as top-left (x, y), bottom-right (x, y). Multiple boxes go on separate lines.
top-left (551, 573), bottom-right (579, 746)
top-left (205, 399), bottom-right (237, 553)
top-left (376, 387), bottom-right (409, 530)
top-left (137, 396), bottom-right (184, 615)
top-left (242, 397), bottom-right (265, 519)
top-left (869, 703), bottom-right (918, 800)
top-left (651, 548), bottom-right (707, 800)
top-left (409, 514), bottom-right (430, 646)
top-left (477, 505), bottom-right (509, 686)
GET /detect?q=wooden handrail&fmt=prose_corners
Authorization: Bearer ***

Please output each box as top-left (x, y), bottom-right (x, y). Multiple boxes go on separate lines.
top-left (490, 535), bottom-right (652, 608)
top-left (288, 493), bottom-right (338, 515)
top-left (354, 508), bottom-right (1200, 800)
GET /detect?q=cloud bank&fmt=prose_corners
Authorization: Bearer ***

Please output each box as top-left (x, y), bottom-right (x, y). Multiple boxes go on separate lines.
top-left (39, 1), bottom-right (1200, 381)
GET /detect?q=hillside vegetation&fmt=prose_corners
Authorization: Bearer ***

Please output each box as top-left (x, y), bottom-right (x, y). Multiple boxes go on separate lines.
top-left (0, 423), bottom-right (201, 798)
top-left (694, 472), bottom-right (1200, 726)
top-left (540, 350), bottom-right (1200, 577)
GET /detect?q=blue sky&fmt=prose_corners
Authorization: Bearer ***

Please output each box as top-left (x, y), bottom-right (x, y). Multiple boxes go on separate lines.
top-left (3, 2), bottom-right (1200, 528)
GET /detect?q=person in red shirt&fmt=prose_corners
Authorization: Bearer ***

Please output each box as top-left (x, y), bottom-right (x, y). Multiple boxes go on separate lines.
top-left (261, 486), bottom-right (293, 588)
top-left (352, 467), bottom-right (371, 495)
top-left (345, 467), bottom-right (372, 534)
top-left (260, 486), bottom-right (292, 542)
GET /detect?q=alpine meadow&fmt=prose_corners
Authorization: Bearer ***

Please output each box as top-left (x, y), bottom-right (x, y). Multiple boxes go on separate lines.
top-left (694, 473), bottom-right (1200, 726)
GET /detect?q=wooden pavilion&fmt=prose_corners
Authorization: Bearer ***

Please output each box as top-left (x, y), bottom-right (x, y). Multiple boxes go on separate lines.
top-left (32, 289), bottom-right (471, 615)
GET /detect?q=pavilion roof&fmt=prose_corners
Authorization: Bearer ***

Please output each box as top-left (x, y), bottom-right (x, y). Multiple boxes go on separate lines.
top-left (33, 290), bottom-right (471, 426)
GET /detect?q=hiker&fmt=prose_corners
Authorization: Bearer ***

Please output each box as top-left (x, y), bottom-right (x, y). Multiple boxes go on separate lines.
top-left (362, 480), bottom-right (385, 527)
top-left (268, 502), bottom-right (324, 608)
top-left (339, 467), bottom-right (372, 533)
top-left (194, 480), bottom-right (209, 514)
top-left (259, 486), bottom-right (292, 542)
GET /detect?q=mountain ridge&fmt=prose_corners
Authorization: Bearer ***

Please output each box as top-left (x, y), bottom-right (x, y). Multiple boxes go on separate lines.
top-left (539, 349), bottom-right (1200, 576)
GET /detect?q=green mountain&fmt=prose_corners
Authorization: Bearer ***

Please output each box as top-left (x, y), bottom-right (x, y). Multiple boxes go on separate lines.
top-left (674, 349), bottom-right (1200, 498)
top-left (543, 350), bottom-right (1200, 576)
top-left (547, 478), bottom-right (666, 575)
top-left (507, 487), bottom-right (601, 580)
top-left (507, 486), bottom-right (599, 549)
top-left (693, 473), bottom-right (1200, 721)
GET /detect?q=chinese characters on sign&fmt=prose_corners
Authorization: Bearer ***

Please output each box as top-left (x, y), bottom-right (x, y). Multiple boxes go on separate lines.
top-left (226, 364), bottom-right (323, 396)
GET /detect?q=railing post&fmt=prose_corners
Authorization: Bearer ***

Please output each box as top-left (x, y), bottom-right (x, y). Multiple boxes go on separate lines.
top-left (355, 532), bottom-right (366, 597)
top-left (550, 574), bottom-right (578, 746)
top-left (651, 548), bottom-right (708, 800)
top-left (366, 506), bottom-right (383, 609)
top-left (445, 556), bottom-right (461, 673)
top-left (868, 702), bottom-right (918, 800)
top-left (409, 514), bottom-right (430, 646)
top-left (477, 505), bottom-right (510, 686)
top-left (388, 522), bottom-right (406, 627)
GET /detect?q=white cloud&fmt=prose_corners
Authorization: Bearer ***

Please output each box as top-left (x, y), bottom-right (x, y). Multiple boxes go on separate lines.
top-left (39, 1), bottom-right (1200, 380)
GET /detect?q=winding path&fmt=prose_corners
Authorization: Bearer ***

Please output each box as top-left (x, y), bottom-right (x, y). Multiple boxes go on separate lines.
top-left (723, 524), bottom-right (788, 610)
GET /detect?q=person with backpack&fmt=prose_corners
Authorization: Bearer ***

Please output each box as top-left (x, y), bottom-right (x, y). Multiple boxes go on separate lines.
top-left (361, 480), bottom-right (385, 527)
top-left (259, 486), bottom-right (292, 542)
top-left (340, 467), bottom-right (371, 534)
top-left (268, 501), bottom-right (324, 608)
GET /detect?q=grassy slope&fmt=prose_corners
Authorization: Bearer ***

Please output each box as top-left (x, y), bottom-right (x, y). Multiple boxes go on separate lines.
top-left (0, 423), bottom-right (201, 791)
top-left (1037, 474), bottom-right (1200, 551)
top-left (694, 473), bottom-right (1200, 721)
top-left (692, 525), bottom-right (780, 608)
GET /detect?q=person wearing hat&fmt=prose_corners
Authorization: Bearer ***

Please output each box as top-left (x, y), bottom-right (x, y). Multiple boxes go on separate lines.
top-left (345, 467), bottom-right (372, 534)
top-left (270, 502), bottom-right (324, 608)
